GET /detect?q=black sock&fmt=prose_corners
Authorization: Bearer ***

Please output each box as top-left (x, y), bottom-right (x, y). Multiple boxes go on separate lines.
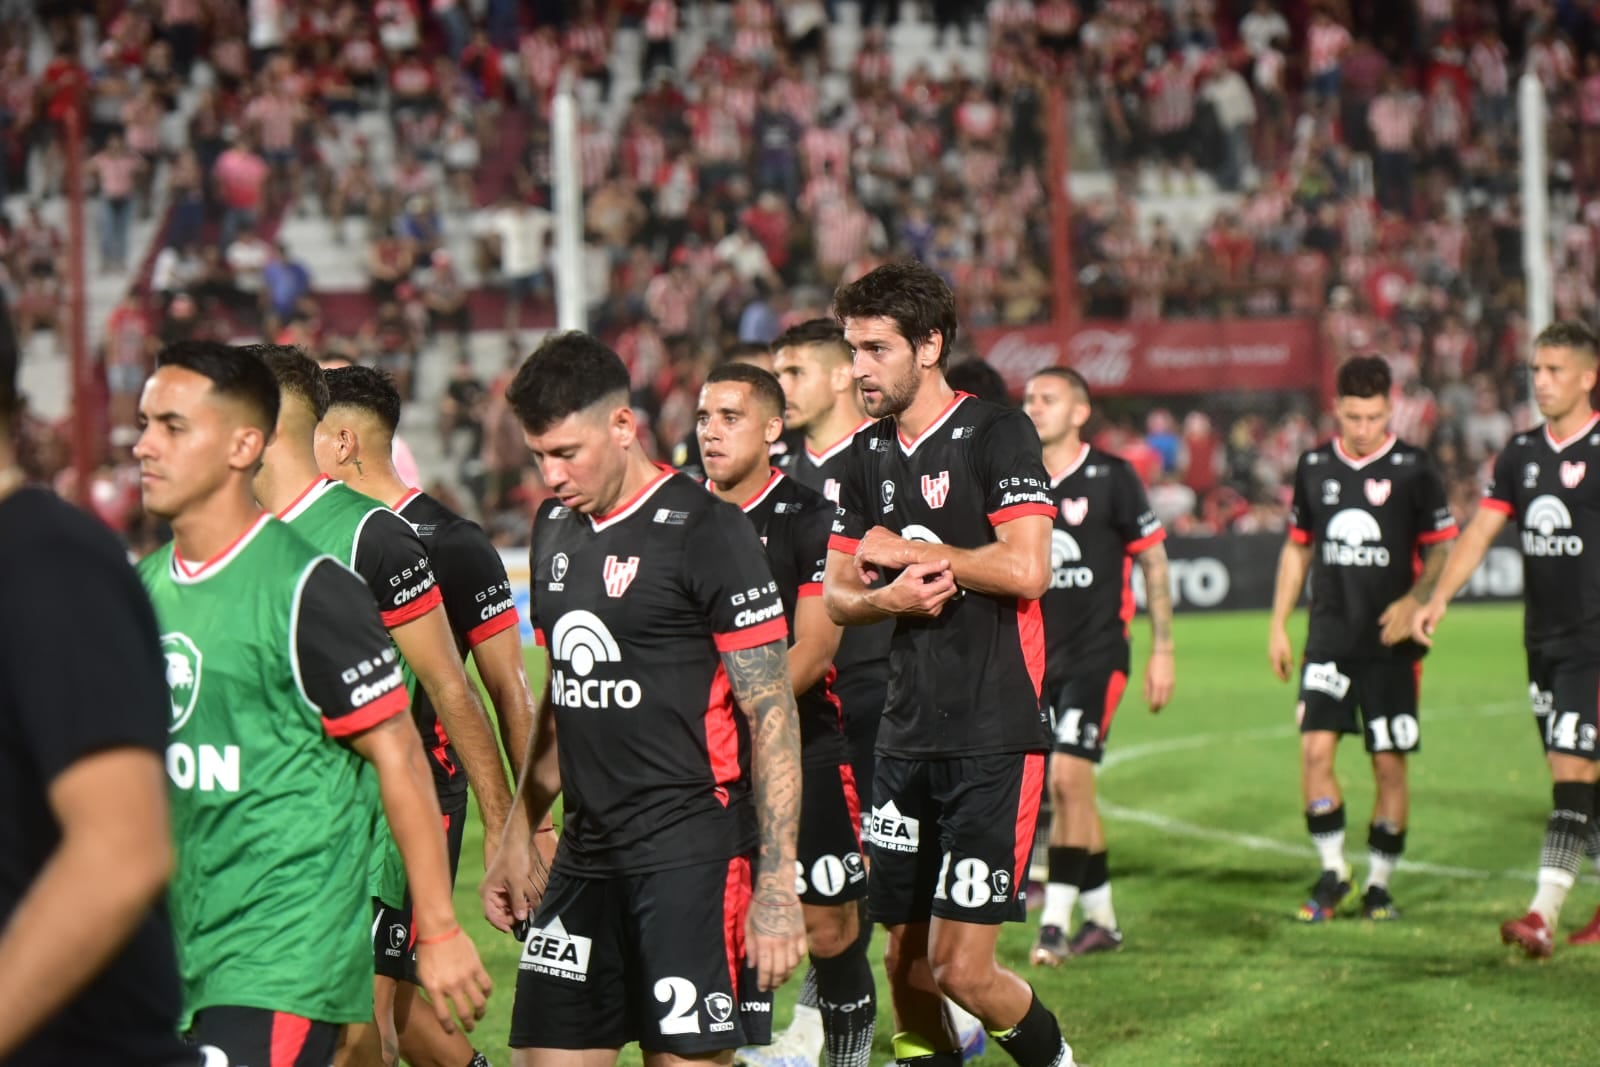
top-left (990, 990), bottom-right (1070, 1067)
top-left (1046, 845), bottom-right (1089, 888)
top-left (1081, 850), bottom-right (1109, 893)
top-left (1587, 782), bottom-right (1600, 859)
top-left (814, 927), bottom-right (876, 1067)
top-left (1542, 781), bottom-right (1594, 877)
top-left (467, 1054), bottom-right (490, 1067)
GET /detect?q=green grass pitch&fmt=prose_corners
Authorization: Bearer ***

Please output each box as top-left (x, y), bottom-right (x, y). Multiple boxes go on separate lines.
top-left (447, 604), bottom-right (1598, 1066)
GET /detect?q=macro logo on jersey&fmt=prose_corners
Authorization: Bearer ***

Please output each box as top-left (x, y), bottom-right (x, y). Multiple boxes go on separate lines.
top-left (519, 916), bottom-right (592, 982)
top-left (549, 610), bottom-right (641, 709)
top-left (1364, 478), bottom-right (1391, 506)
top-left (1050, 529), bottom-right (1093, 589)
top-left (1563, 461), bottom-right (1587, 489)
top-left (1523, 496), bottom-right (1584, 556)
top-left (161, 632), bottom-right (203, 733)
top-left (1060, 497), bottom-right (1088, 525)
top-left (921, 470), bottom-right (951, 509)
top-left (1322, 509), bottom-right (1390, 566)
top-left (602, 554), bottom-right (640, 597)
top-left (867, 800), bottom-right (919, 853)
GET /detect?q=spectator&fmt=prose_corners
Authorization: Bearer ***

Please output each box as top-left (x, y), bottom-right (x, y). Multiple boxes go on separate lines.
top-left (213, 136), bottom-right (270, 247)
top-left (261, 241), bottom-right (311, 328)
top-left (87, 132), bottom-right (143, 274)
top-left (485, 192), bottom-right (554, 336)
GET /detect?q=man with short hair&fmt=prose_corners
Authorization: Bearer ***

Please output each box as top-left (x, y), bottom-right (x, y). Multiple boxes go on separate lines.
top-left (1270, 355), bottom-right (1458, 923)
top-left (132, 340), bottom-right (490, 1064)
top-left (698, 362), bottom-right (876, 1067)
top-left (1415, 321), bottom-right (1600, 955)
top-left (823, 262), bottom-right (1075, 1067)
top-left (480, 331), bottom-right (807, 1066)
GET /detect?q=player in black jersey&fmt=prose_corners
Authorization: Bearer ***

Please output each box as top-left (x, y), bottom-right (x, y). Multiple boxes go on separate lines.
top-left (479, 332), bottom-right (807, 1063)
top-left (1415, 321), bottom-right (1600, 956)
top-left (824, 263), bottom-right (1075, 1067)
top-left (1269, 357), bottom-right (1458, 923)
top-left (316, 365), bottom-right (547, 1067)
top-left (673, 341), bottom-right (799, 478)
top-left (698, 363), bottom-right (877, 1067)
top-left (1022, 367), bottom-right (1174, 965)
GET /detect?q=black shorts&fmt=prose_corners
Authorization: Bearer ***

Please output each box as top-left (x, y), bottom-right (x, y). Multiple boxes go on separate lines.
top-left (509, 855), bottom-right (773, 1054)
top-left (1297, 658), bottom-right (1422, 754)
top-left (833, 663), bottom-right (887, 824)
top-left (867, 751), bottom-right (1045, 926)
top-left (187, 1006), bottom-right (339, 1067)
top-left (797, 762), bottom-right (867, 905)
top-left (373, 787), bottom-right (469, 982)
top-left (1527, 650), bottom-right (1600, 758)
top-left (1047, 666), bottom-right (1130, 764)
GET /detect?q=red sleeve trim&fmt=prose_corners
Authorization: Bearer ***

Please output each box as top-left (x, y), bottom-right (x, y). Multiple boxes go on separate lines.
top-left (534, 627), bottom-right (547, 647)
top-left (322, 687), bottom-right (408, 738)
top-left (798, 582), bottom-right (823, 598)
top-left (1480, 498), bottom-right (1515, 516)
top-left (465, 607), bottom-right (520, 649)
top-left (1288, 526), bottom-right (1313, 545)
top-left (1417, 525), bottom-right (1459, 546)
top-left (714, 617), bottom-right (789, 652)
top-left (988, 502), bottom-right (1057, 526)
top-left (828, 534), bottom-right (860, 555)
top-left (380, 584), bottom-right (444, 629)
top-left (1125, 530), bottom-right (1167, 555)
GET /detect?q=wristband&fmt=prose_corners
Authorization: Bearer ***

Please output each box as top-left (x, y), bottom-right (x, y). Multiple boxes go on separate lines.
top-left (416, 924), bottom-right (462, 947)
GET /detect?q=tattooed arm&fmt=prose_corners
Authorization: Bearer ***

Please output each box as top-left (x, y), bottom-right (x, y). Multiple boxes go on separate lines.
top-left (1136, 541), bottom-right (1175, 712)
top-left (723, 638), bottom-right (808, 992)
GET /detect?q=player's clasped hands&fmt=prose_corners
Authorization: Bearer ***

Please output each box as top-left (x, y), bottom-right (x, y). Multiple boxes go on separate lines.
top-left (854, 525), bottom-right (959, 617)
top-left (479, 829), bottom-right (551, 934)
top-left (414, 925), bottom-right (493, 1035)
top-left (745, 877), bottom-right (809, 992)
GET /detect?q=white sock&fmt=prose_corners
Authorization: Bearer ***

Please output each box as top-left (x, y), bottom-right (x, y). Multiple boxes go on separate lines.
top-left (1041, 882), bottom-right (1078, 929)
top-left (1314, 831), bottom-right (1347, 875)
top-left (1366, 852), bottom-right (1396, 891)
top-left (1532, 869), bottom-right (1576, 927)
top-left (1080, 883), bottom-right (1117, 931)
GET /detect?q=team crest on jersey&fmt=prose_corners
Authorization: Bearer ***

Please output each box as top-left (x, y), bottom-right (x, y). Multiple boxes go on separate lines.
top-left (1562, 461), bottom-right (1587, 488)
top-left (602, 555), bottom-right (640, 597)
top-left (552, 552), bottom-right (569, 582)
top-left (1061, 497), bottom-right (1089, 525)
top-left (921, 470), bottom-right (951, 509)
top-left (1525, 463), bottom-right (1541, 489)
top-left (161, 632), bottom-right (203, 734)
top-left (822, 478), bottom-right (840, 503)
top-left (1321, 479), bottom-right (1340, 504)
top-left (881, 480), bottom-right (895, 506)
top-left (388, 924), bottom-right (407, 953)
top-left (1364, 478), bottom-right (1392, 506)
top-left (705, 992), bottom-right (734, 1026)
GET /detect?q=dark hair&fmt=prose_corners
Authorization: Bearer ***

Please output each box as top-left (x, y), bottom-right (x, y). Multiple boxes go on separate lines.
top-left (1534, 320), bottom-right (1600, 361)
top-left (772, 318), bottom-right (850, 362)
top-left (1335, 355), bottom-right (1392, 399)
top-left (506, 331), bottom-right (630, 434)
top-left (723, 341), bottom-right (771, 365)
top-left (156, 340), bottom-right (281, 431)
top-left (325, 365), bottom-right (402, 435)
top-left (0, 291), bottom-right (17, 430)
top-left (947, 358), bottom-right (1011, 405)
top-left (705, 361), bottom-right (786, 419)
top-left (1029, 365), bottom-right (1091, 405)
top-left (832, 260), bottom-right (959, 369)
top-left (243, 343), bottom-right (329, 420)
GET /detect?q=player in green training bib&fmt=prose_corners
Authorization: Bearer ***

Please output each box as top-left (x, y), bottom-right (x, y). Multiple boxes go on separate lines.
top-left (132, 341), bottom-right (492, 1066)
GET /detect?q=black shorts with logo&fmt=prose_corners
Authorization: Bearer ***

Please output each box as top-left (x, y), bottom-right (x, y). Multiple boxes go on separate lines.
top-left (187, 1006), bottom-right (339, 1067)
top-left (866, 751), bottom-right (1046, 926)
top-left (509, 855), bottom-right (774, 1054)
top-left (1527, 650), bottom-right (1600, 758)
top-left (1297, 657), bottom-right (1422, 755)
top-left (832, 662), bottom-right (887, 828)
top-left (797, 762), bottom-right (868, 905)
top-left (373, 788), bottom-right (469, 982)
top-left (1046, 663), bottom-right (1130, 764)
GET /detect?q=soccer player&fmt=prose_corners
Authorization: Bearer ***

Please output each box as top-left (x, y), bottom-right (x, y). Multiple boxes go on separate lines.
top-left (0, 308), bottom-right (193, 1066)
top-left (1022, 367), bottom-right (1175, 965)
top-left (822, 262), bottom-right (1075, 1067)
top-left (1268, 355), bottom-right (1458, 922)
top-left (316, 364), bottom-right (547, 1067)
top-left (1413, 321), bottom-right (1600, 955)
top-left (698, 362), bottom-right (876, 1067)
top-left (131, 340), bottom-right (490, 1063)
top-left (479, 332), bottom-right (807, 1065)
top-left (674, 341), bottom-right (798, 479)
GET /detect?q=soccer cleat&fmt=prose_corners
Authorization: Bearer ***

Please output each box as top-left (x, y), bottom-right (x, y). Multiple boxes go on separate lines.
top-left (1296, 870), bottom-right (1353, 923)
top-left (1500, 911), bottom-right (1555, 958)
top-left (1568, 905), bottom-right (1600, 945)
top-left (1030, 923), bottom-right (1070, 966)
top-left (734, 1026), bottom-right (820, 1067)
top-left (1360, 885), bottom-right (1401, 921)
top-left (1067, 920), bottom-right (1124, 956)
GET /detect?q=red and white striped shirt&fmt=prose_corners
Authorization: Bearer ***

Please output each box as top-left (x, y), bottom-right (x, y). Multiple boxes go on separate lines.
top-left (565, 21), bottom-right (609, 67)
top-left (725, 84), bottom-right (759, 130)
top-left (961, 147), bottom-right (1001, 191)
top-left (801, 125), bottom-right (850, 177)
top-left (1529, 39), bottom-right (1576, 94)
top-left (690, 104), bottom-right (743, 162)
top-left (799, 172), bottom-right (846, 216)
top-left (988, 0), bottom-right (1034, 36)
top-left (1368, 92), bottom-right (1419, 152)
top-left (644, 0), bottom-right (678, 40)
top-left (622, 127), bottom-right (667, 187)
top-left (1144, 65), bottom-right (1195, 133)
top-left (815, 200), bottom-right (870, 269)
top-left (247, 93), bottom-right (298, 151)
top-left (854, 47), bottom-right (892, 87)
top-left (732, 0), bottom-right (775, 61)
top-left (1426, 218), bottom-right (1467, 275)
top-left (579, 126), bottom-right (615, 189)
top-left (1423, 88), bottom-right (1466, 149)
top-left (874, 119), bottom-right (914, 178)
top-left (777, 76), bottom-right (817, 123)
top-left (1468, 39), bottom-right (1509, 97)
top-left (1307, 20), bottom-right (1351, 75)
top-left (519, 32), bottom-right (561, 91)
top-left (1037, 0), bottom-right (1080, 35)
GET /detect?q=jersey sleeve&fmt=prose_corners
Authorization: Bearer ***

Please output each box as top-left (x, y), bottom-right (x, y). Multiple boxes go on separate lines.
top-left (1414, 455), bottom-right (1459, 544)
top-left (437, 521), bottom-right (519, 649)
top-left (795, 495), bottom-right (834, 598)
top-left (1111, 461), bottom-right (1166, 554)
top-left (527, 506), bottom-right (554, 649)
top-left (686, 503), bottom-right (790, 651)
top-left (352, 508), bottom-right (444, 628)
top-left (828, 439), bottom-right (870, 554)
top-left (291, 558), bottom-right (409, 737)
top-left (1483, 445), bottom-right (1519, 517)
top-left (1287, 456), bottom-right (1314, 544)
top-left (979, 409), bottom-right (1055, 526)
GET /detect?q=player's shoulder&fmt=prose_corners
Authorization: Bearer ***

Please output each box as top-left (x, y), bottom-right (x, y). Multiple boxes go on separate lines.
top-left (1085, 446), bottom-right (1138, 479)
top-left (1295, 441), bottom-right (1337, 472)
top-left (770, 470), bottom-right (833, 518)
top-left (1387, 439), bottom-right (1434, 469)
top-left (405, 491), bottom-right (494, 549)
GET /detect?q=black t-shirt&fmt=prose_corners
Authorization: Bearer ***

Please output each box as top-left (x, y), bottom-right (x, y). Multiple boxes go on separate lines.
top-left (1484, 415), bottom-right (1600, 660)
top-left (1288, 436), bottom-right (1457, 661)
top-left (1042, 445), bottom-right (1165, 682)
top-left (830, 393), bottom-right (1057, 757)
top-left (528, 471), bottom-right (787, 875)
top-left (0, 488), bottom-right (190, 1067)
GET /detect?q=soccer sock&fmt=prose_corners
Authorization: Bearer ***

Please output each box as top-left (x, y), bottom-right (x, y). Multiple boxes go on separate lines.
top-left (813, 929), bottom-right (876, 1067)
top-left (1306, 800), bottom-right (1348, 878)
top-left (1589, 781), bottom-right (1600, 871)
top-left (989, 990), bottom-right (1073, 1067)
top-left (1533, 781), bottom-right (1594, 926)
top-left (467, 1054), bottom-right (490, 1067)
top-left (892, 1033), bottom-right (963, 1067)
top-left (1366, 820), bottom-right (1406, 891)
top-left (1041, 845), bottom-right (1089, 929)
top-left (796, 963), bottom-right (819, 1010)
top-left (1078, 850), bottom-right (1117, 931)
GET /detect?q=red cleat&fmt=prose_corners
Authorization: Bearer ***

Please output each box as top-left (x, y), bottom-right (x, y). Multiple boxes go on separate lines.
top-left (1568, 906), bottom-right (1600, 945)
top-left (1501, 911), bottom-right (1555, 958)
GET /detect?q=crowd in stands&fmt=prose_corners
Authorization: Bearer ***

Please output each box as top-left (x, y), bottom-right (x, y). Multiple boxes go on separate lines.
top-left (0, 0), bottom-right (1588, 546)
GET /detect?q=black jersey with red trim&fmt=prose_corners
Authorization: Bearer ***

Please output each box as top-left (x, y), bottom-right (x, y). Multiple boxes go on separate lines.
top-left (733, 469), bottom-right (847, 769)
top-left (1042, 444), bottom-right (1165, 683)
top-left (1288, 435), bottom-right (1457, 661)
top-left (528, 470), bottom-right (789, 875)
top-left (395, 490), bottom-right (520, 797)
top-left (786, 420), bottom-right (892, 672)
top-left (1484, 414), bottom-right (1600, 660)
top-left (829, 392), bottom-right (1056, 758)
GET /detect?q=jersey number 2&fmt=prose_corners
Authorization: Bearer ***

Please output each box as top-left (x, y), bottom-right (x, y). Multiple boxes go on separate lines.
top-left (655, 977), bottom-right (702, 1035)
